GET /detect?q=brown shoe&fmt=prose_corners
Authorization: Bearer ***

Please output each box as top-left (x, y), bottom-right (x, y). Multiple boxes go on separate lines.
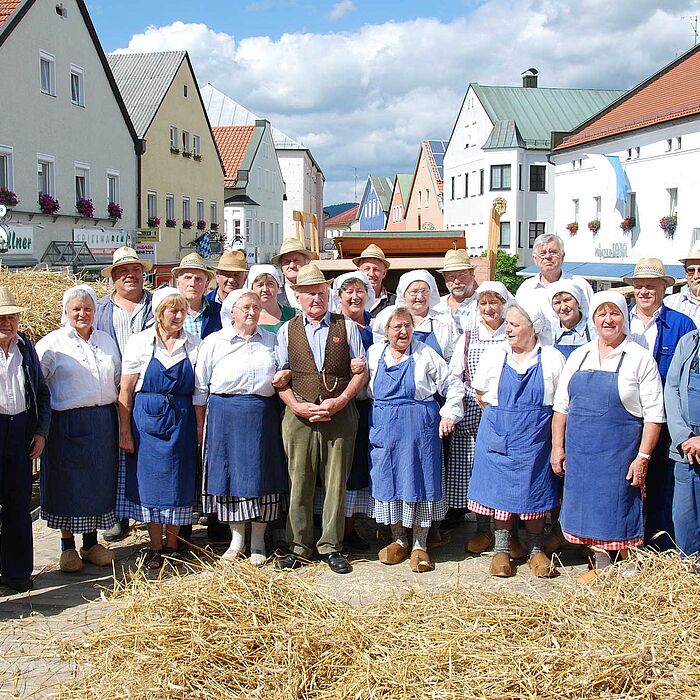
top-left (60, 549), bottom-right (83, 573)
top-left (426, 525), bottom-right (449, 550)
top-left (80, 543), bottom-right (114, 567)
top-left (543, 531), bottom-right (568, 556)
top-left (489, 551), bottom-right (512, 577)
top-left (528, 551), bottom-right (557, 578)
top-left (510, 534), bottom-right (528, 560)
top-left (577, 567), bottom-right (606, 585)
top-left (466, 531), bottom-right (494, 554)
top-left (378, 542), bottom-right (410, 565)
top-left (409, 548), bottom-right (434, 573)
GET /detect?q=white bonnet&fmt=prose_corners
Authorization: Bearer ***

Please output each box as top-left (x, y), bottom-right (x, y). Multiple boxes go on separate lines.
top-left (395, 270), bottom-right (441, 309)
top-left (331, 270), bottom-right (376, 313)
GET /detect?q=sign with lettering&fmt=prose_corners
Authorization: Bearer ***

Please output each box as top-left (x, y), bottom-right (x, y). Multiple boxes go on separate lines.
top-left (136, 228), bottom-right (160, 243)
top-left (135, 243), bottom-right (157, 264)
top-left (5, 225), bottom-right (33, 254)
top-left (594, 242), bottom-right (628, 259)
top-left (73, 228), bottom-right (129, 255)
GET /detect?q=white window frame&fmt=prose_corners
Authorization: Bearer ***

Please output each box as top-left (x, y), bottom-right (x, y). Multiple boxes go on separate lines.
top-left (182, 130), bottom-right (190, 153)
top-left (196, 199), bottom-right (204, 223)
top-left (147, 191), bottom-right (158, 219)
top-left (245, 219), bottom-right (251, 243)
top-left (70, 64), bottom-right (85, 107)
top-left (37, 154), bottom-right (56, 197)
top-left (669, 187), bottom-right (678, 216)
top-left (74, 162), bottom-right (91, 202)
top-left (193, 134), bottom-right (201, 156)
top-left (260, 221), bottom-right (266, 244)
top-left (106, 170), bottom-right (120, 204)
top-left (0, 145), bottom-right (14, 191)
top-left (594, 196), bottom-right (601, 220)
top-left (165, 193), bottom-right (175, 221)
top-left (169, 126), bottom-right (179, 150)
top-left (182, 196), bottom-right (191, 222)
top-left (572, 198), bottom-right (579, 221)
top-left (40, 51), bottom-right (56, 96)
top-left (210, 201), bottom-right (217, 226)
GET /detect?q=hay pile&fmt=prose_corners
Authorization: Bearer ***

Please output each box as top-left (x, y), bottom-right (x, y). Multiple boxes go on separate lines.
top-left (0, 267), bottom-right (112, 340)
top-left (58, 552), bottom-right (700, 699)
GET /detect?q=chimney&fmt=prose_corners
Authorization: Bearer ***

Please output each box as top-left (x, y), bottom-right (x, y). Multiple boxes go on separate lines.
top-left (522, 68), bottom-right (538, 88)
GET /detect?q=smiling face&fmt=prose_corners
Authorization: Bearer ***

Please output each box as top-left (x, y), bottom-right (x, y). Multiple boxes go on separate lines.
top-left (594, 302), bottom-right (625, 345)
top-left (358, 259), bottom-right (387, 295)
top-left (552, 292), bottom-right (581, 330)
top-left (632, 278), bottom-right (665, 315)
top-left (386, 309), bottom-right (413, 353)
top-left (66, 294), bottom-right (95, 337)
top-left (0, 312), bottom-right (19, 345)
top-left (404, 280), bottom-right (431, 317)
top-left (477, 292), bottom-right (504, 328)
top-left (157, 297), bottom-right (188, 334)
top-left (252, 273), bottom-right (279, 303)
top-left (685, 259), bottom-right (700, 298)
top-left (339, 280), bottom-right (368, 317)
top-left (280, 252), bottom-right (308, 284)
top-left (112, 263), bottom-right (145, 297)
top-left (443, 268), bottom-right (475, 302)
top-left (505, 307), bottom-right (536, 352)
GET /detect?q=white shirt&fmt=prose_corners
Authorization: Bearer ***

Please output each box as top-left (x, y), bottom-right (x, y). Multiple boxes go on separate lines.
top-left (122, 326), bottom-right (200, 392)
top-left (472, 342), bottom-right (565, 407)
top-left (36, 326), bottom-right (120, 411)
top-left (553, 338), bottom-right (664, 422)
top-left (194, 325), bottom-right (279, 405)
top-left (0, 335), bottom-right (27, 415)
top-left (552, 314), bottom-right (596, 348)
top-left (284, 282), bottom-right (301, 310)
top-left (629, 305), bottom-right (660, 353)
top-left (413, 311), bottom-right (460, 363)
top-left (367, 340), bottom-right (465, 421)
top-left (434, 292), bottom-right (477, 333)
top-left (666, 285), bottom-right (700, 328)
top-left (449, 322), bottom-right (507, 375)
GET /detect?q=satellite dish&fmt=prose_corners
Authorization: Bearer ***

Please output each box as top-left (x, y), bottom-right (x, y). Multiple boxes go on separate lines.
top-left (0, 205), bottom-right (6, 218)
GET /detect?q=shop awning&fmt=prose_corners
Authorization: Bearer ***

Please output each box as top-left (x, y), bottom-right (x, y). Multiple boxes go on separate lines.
top-left (517, 261), bottom-right (686, 283)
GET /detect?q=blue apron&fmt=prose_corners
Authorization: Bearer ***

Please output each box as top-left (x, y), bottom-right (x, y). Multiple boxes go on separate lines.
top-left (369, 346), bottom-right (442, 502)
top-left (469, 350), bottom-right (557, 514)
top-left (125, 341), bottom-right (196, 509)
top-left (205, 393), bottom-right (287, 498)
top-left (554, 325), bottom-right (591, 359)
top-left (560, 351), bottom-right (643, 541)
top-left (357, 311), bottom-right (374, 352)
top-left (413, 318), bottom-right (444, 358)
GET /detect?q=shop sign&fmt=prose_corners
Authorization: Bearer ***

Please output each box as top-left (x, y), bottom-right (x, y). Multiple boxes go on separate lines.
top-left (73, 228), bottom-right (129, 255)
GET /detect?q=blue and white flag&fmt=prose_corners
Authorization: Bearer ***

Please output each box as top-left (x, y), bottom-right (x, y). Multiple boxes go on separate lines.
top-left (604, 155), bottom-right (629, 215)
top-left (195, 232), bottom-right (212, 258)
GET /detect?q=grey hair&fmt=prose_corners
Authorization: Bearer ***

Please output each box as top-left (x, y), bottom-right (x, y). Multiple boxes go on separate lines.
top-left (64, 288), bottom-right (95, 308)
top-left (504, 299), bottom-right (533, 327)
top-left (532, 233), bottom-right (564, 255)
top-left (386, 306), bottom-right (414, 328)
top-left (340, 275), bottom-right (369, 292)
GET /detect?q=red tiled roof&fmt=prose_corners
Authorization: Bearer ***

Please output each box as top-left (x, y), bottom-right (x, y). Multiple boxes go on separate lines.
top-left (423, 140), bottom-right (444, 194)
top-left (213, 125), bottom-right (255, 186)
top-left (0, 0), bottom-right (21, 26)
top-left (555, 47), bottom-right (700, 151)
top-left (325, 204), bottom-right (358, 227)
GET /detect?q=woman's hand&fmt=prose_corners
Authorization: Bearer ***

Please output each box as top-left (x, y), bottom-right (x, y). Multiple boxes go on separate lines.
top-left (550, 447), bottom-right (566, 476)
top-left (28, 434), bottom-right (46, 460)
top-left (682, 436), bottom-right (700, 464)
top-left (439, 417), bottom-right (455, 438)
top-left (350, 357), bottom-right (366, 375)
top-left (272, 369), bottom-right (292, 389)
top-left (120, 430), bottom-right (136, 454)
top-left (626, 455), bottom-right (648, 489)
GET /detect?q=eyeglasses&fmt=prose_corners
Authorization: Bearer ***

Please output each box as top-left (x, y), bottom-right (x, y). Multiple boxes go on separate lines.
top-left (389, 322), bottom-right (412, 331)
top-left (233, 304), bottom-right (261, 314)
top-left (686, 266), bottom-right (700, 276)
top-left (536, 249), bottom-right (561, 259)
top-left (405, 287), bottom-right (431, 298)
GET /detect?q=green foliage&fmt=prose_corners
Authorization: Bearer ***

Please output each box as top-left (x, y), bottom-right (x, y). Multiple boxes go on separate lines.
top-left (480, 250), bottom-right (523, 293)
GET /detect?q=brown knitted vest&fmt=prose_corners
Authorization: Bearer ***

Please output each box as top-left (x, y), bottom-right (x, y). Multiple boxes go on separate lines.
top-left (288, 313), bottom-right (351, 403)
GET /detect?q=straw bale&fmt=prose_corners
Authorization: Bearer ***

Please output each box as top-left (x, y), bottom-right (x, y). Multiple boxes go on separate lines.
top-left (0, 267), bottom-right (112, 341)
top-left (57, 551), bottom-right (700, 699)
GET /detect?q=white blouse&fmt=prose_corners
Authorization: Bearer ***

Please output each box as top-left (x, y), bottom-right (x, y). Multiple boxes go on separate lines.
top-left (122, 326), bottom-right (200, 392)
top-left (472, 342), bottom-right (565, 407)
top-left (553, 338), bottom-right (665, 422)
top-left (366, 339), bottom-right (465, 421)
top-left (36, 326), bottom-right (120, 410)
top-left (0, 335), bottom-right (27, 415)
top-left (194, 325), bottom-right (279, 405)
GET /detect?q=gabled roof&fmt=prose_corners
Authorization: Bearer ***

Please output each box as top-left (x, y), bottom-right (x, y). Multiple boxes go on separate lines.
top-left (369, 176), bottom-right (394, 212)
top-left (482, 119), bottom-right (525, 149)
top-left (325, 204), bottom-right (358, 227)
top-left (213, 126), bottom-right (257, 187)
top-left (554, 44), bottom-right (700, 151)
top-left (396, 173), bottom-right (413, 202)
top-left (0, 0), bottom-right (21, 26)
top-left (423, 140), bottom-right (448, 193)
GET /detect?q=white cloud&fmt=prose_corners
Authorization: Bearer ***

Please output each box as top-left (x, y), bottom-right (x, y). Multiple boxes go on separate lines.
top-left (328, 1), bottom-right (356, 21)
top-left (115, 0), bottom-right (700, 203)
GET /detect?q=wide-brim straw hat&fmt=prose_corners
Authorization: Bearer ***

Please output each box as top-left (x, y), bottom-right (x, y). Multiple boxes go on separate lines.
top-left (0, 286), bottom-right (27, 315)
top-left (438, 248), bottom-right (474, 273)
top-left (678, 242), bottom-right (700, 264)
top-left (100, 246), bottom-right (154, 278)
top-left (622, 257), bottom-right (675, 288)
top-left (171, 252), bottom-right (216, 281)
top-left (352, 243), bottom-right (391, 269)
top-left (214, 250), bottom-right (248, 273)
top-left (271, 237), bottom-right (318, 266)
top-left (290, 263), bottom-right (332, 290)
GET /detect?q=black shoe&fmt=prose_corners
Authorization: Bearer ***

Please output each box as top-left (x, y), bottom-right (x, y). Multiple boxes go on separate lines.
top-left (207, 519), bottom-right (232, 543)
top-left (343, 530), bottom-right (370, 551)
top-left (320, 551), bottom-right (352, 574)
top-left (439, 508), bottom-right (467, 532)
top-left (0, 576), bottom-right (33, 592)
top-left (103, 518), bottom-right (130, 543)
top-left (275, 553), bottom-right (306, 570)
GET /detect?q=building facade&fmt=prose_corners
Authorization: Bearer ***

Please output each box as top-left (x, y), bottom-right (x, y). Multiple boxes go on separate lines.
top-left (357, 176), bottom-right (393, 230)
top-left (385, 174), bottom-right (412, 231)
top-left (404, 141), bottom-right (447, 231)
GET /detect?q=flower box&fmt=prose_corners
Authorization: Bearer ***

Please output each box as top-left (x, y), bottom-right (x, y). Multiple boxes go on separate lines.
top-left (39, 193), bottom-right (60, 215)
top-left (0, 187), bottom-right (18, 207)
top-left (166, 219), bottom-right (177, 228)
top-left (76, 197), bottom-right (94, 218)
top-left (183, 219), bottom-right (193, 229)
top-left (147, 216), bottom-right (160, 228)
top-left (210, 222), bottom-right (219, 231)
top-left (566, 222), bottom-right (578, 235)
top-left (660, 214), bottom-right (677, 239)
top-left (197, 220), bottom-right (207, 230)
top-left (620, 216), bottom-right (635, 232)
top-left (107, 201), bottom-right (122, 220)
top-left (587, 219), bottom-right (601, 235)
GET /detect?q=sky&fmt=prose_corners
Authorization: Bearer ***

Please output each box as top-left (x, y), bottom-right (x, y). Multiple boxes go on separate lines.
top-left (88, 0), bottom-right (700, 204)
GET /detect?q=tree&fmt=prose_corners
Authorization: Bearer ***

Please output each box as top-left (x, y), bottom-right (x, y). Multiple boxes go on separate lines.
top-left (481, 250), bottom-right (523, 293)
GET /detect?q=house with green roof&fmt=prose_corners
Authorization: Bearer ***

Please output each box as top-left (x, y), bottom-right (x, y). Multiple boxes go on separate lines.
top-left (358, 175), bottom-right (393, 230)
top-left (385, 173), bottom-right (413, 231)
top-left (443, 69), bottom-right (623, 264)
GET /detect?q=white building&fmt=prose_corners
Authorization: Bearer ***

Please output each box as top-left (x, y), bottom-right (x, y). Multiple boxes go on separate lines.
top-left (201, 84), bottom-right (325, 243)
top-left (443, 70), bottom-right (623, 265)
top-left (0, 0), bottom-right (138, 267)
top-left (548, 45), bottom-right (700, 286)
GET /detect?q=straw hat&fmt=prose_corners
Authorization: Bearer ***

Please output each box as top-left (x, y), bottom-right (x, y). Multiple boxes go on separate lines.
top-left (622, 257), bottom-right (675, 288)
top-left (290, 263), bottom-right (332, 290)
top-left (678, 241), bottom-right (700, 264)
top-left (100, 246), bottom-right (154, 279)
top-left (438, 249), bottom-right (474, 274)
top-left (171, 252), bottom-right (216, 281)
top-left (352, 243), bottom-right (391, 269)
top-left (214, 250), bottom-right (248, 273)
top-left (0, 287), bottom-right (27, 315)
top-left (271, 238), bottom-right (318, 266)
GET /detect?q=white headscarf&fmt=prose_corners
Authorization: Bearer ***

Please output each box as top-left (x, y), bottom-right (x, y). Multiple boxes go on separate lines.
top-left (548, 280), bottom-right (587, 316)
top-left (372, 304), bottom-right (402, 343)
top-left (221, 288), bottom-right (257, 328)
top-left (245, 264), bottom-right (282, 290)
top-left (331, 271), bottom-right (376, 313)
top-left (61, 284), bottom-right (97, 326)
top-left (395, 270), bottom-right (441, 309)
top-left (505, 298), bottom-right (553, 346)
top-left (475, 281), bottom-right (512, 303)
top-left (152, 286), bottom-right (185, 316)
top-left (589, 290), bottom-right (630, 336)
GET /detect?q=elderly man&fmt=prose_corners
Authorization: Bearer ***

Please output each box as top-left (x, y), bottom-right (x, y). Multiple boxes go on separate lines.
top-left (275, 263), bottom-right (368, 574)
top-left (173, 252), bottom-right (222, 340)
top-left (96, 246), bottom-right (154, 543)
top-left (0, 288), bottom-right (50, 592)
top-left (206, 250), bottom-right (248, 304)
top-left (434, 249), bottom-right (477, 333)
top-left (667, 242), bottom-right (700, 328)
top-left (353, 244), bottom-right (395, 317)
top-left (516, 233), bottom-right (593, 330)
top-left (272, 238), bottom-right (318, 310)
top-left (624, 257), bottom-right (695, 550)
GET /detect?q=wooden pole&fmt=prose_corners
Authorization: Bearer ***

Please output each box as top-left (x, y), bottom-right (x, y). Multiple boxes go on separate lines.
top-left (487, 197), bottom-right (507, 281)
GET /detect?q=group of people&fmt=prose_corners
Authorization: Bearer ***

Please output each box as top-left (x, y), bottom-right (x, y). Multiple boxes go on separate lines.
top-left (3, 231), bottom-right (700, 591)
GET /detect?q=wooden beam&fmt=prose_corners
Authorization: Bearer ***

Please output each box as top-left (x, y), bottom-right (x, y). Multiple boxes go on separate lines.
top-left (487, 197), bottom-right (507, 280)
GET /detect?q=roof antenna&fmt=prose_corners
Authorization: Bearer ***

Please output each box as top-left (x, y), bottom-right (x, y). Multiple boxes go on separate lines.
top-left (682, 15), bottom-right (699, 45)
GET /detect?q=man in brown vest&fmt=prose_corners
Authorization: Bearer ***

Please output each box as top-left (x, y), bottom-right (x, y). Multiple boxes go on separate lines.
top-left (275, 263), bottom-right (368, 573)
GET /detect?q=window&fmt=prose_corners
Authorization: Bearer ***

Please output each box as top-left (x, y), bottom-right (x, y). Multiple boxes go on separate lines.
top-left (669, 187), bottom-right (678, 216)
top-left (479, 169), bottom-right (484, 195)
top-left (74, 163), bottom-right (90, 201)
top-left (70, 65), bottom-right (84, 106)
top-left (626, 192), bottom-right (636, 221)
top-left (573, 198), bottom-right (579, 221)
top-left (107, 171), bottom-right (120, 204)
top-left (37, 156), bottom-right (55, 197)
top-left (626, 148), bottom-right (632, 160)
top-left (0, 146), bottom-right (13, 191)
top-left (499, 221), bottom-right (511, 248)
top-left (147, 191), bottom-right (157, 219)
top-left (450, 176), bottom-right (455, 200)
top-left (40, 52), bottom-right (55, 95)
top-left (528, 222), bottom-right (545, 247)
top-left (518, 164), bottom-right (523, 191)
top-left (183, 84), bottom-right (188, 97)
top-left (666, 139), bottom-right (673, 152)
top-left (196, 199), bottom-right (204, 223)
top-left (529, 165), bottom-right (546, 192)
top-left (594, 196), bottom-right (601, 220)
top-left (210, 201), bottom-right (217, 227)
top-left (517, 221), bottom-right (522, 248)
top-left (490, 164), bottom-right (511, 190)
top-left (245, 219), bottom-right (251, 243)
top-left (677, 137), bottom-right (682, 150)
top-left (464, 173), bottom-right (469, 198)
top-left (417, 214), bottom-right (422, 230)
top-left (165, 194), bottom-right (175, 221)
top-left (275, 223), bottom-right (280, 244)
top-left (169, 126), bottom-right (178, 150)
top-left (635, 147), bottom-right (640, 159)
top-left (193, 134), bottom-right (201, 156)
top-left (425, 189), bottom-right (430, 207)
top-left (418, 191), bottom-right (422, 208)
top-left (260, 221), bottom-right (266, 244)
top-left (182, 196), bottom-right (190, 222)
top-left (232, 219), bottom-right (241, 241)
top-left (182, 130), bottom-right (190, 153)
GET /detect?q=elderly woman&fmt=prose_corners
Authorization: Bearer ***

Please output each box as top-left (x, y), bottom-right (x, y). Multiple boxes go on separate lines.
top-left (549, 280), bottom-right (595, 359)
top-left (394, 270), bottom-right (459, 362)
top-left (119, 287), bottom-right (200, 569)
top-left (468, 300), bottom-right (564, 578)
top-left (367, 305), bottom-right (464, 572)
top-left (36, 286), bottom-right (120, 573)
top-left (195, 289), bottom-right (288, 565)
top-left (247, 264), bottom-right (296, 332)
top-left (552, 291), bottom-right (664, 582)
